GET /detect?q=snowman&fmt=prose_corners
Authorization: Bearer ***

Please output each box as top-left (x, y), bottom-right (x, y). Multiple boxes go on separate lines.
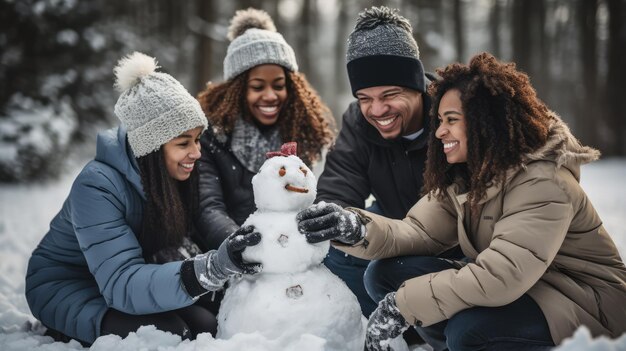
top-left (217, 142), bottom-right (366, 350)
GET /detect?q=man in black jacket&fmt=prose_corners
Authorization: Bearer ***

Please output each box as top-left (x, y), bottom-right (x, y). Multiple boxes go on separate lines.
top-left (315, 6), bottom-right (433, 318)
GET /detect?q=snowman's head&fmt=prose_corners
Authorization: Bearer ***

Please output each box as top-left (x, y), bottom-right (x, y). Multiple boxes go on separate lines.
top-left (252, 153), bottom-right (317, 212)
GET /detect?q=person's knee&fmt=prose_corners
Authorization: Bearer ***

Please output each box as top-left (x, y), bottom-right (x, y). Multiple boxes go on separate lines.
top-left (178, 305), bottom-right (218, 337)
top-left (364, 259), bottom-right (394, 302)
top-left (365, 256), bottom-right (443, 302)
top-left (324, 247), bottom-right (349, 271)
top-left (444, 311), bottom-right (485, 350)
top-left (157, 314), bottom-right (193, 340)
top-left (324, 248), bottom-right (367, 285)
top-left (101, 309), bottom-right (192, 341)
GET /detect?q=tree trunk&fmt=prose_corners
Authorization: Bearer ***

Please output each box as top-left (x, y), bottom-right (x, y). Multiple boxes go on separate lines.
top-left (512, 0), bottom-right (532, 74)
top-left (298, 0), bottom-right (313, 78)
top-left (195, 0), bottom-right (215, 93)
top-left (331, 0), bottom-right (353, 126)
top-left (489, 0), bottom-right (501, 59)
top-left (453, 0), bottom-right (465, 62)
top-left (606, 0), bottom-right (626, 155)
top-left (577, 0), bottom-right (599, 149)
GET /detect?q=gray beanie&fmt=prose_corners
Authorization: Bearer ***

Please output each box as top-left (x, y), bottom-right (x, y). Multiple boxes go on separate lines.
top-left (113, 52), bottom-right (208, 158)
top-left (223, 8), bottom-right (298, 81)
top-left (346, 6), bottom-right (426, 96)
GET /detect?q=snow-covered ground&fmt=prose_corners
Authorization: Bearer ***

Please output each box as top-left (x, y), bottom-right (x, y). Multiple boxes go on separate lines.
top-left (0, 158), bottom-right (625, 350)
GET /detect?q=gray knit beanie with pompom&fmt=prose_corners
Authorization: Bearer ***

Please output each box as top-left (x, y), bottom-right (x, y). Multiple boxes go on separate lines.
top-left (223, 8), bottom-right (298, 80)
top-left (113, 52), bottom-right (208, 157)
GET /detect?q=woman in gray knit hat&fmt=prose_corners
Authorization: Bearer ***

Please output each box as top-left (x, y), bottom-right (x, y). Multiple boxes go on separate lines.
top-left (195, 8), bottom-right (335, 257)
top-left (25, 52), bottom-right (264, 345)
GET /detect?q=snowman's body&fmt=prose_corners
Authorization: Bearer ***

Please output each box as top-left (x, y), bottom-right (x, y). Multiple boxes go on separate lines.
top-left (217, 150), bottom-right (365, 350)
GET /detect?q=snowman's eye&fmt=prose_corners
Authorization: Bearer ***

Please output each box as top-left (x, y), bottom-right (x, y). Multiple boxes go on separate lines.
top-left (279, 166), bottom-right (286, 177)
top-left (300, 167), bottom-right (307, 176)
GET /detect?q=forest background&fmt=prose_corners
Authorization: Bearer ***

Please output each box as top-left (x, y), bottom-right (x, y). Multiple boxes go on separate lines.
top-left (1, 0), bottom-right (625, 182)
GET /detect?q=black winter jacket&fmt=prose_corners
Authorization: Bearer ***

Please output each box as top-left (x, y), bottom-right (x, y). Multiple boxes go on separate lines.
top-left (316, 98), bottom-right (431, 220)
top-left (195, 128), bottom-right (256, 250)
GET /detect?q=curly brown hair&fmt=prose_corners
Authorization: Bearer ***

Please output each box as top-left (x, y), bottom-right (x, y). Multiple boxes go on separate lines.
top-left (424, 52), bottom-right (554, 206)
top-left (196, 68), bottom-right (335, 166)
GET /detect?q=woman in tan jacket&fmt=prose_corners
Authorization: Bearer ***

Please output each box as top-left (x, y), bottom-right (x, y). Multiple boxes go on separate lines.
top-left (297, 52), bottom-right (626, 351)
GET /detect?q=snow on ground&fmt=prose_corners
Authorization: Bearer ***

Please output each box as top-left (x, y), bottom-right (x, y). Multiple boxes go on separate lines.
top-left (0, 158), bottom-right (625, 350)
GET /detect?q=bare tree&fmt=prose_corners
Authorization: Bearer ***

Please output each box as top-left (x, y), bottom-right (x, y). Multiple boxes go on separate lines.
top-left (512, 0), bottom-right (549, 96)
top-left (195, 0), bottom-right (215, 92)
top-left (512, 0), bottom-right (532, 74)
top-left (577, 0), bottom-right (599, 149)
top-left (333, 0), bottom-right (352, 125)
top-left (606, 0), bottom-right (626, 155)
top-left (453, 0), bottom-right (465, 61)
top-left (489, 0), bottom-right (502, 58)
top-left (298, 0), bottom-right (314, 79)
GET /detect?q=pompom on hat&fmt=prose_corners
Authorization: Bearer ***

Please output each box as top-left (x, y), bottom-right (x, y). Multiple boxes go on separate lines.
top-left (223, 8), bottom-right (298, 81)
top-left (113, 52), bottom-right (208, 157)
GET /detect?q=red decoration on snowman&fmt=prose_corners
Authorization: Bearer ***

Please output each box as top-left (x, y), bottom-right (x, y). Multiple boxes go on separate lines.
top-left (266, 142), bottom-right (297, 158)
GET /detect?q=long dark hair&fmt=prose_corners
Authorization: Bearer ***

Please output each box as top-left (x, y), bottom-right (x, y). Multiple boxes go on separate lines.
top-left (136, 149), bottom-right (198, 259)
top-left (197, 68), bottom-right (335, 166)
top-left (424, 52), bottom-right (552, 207)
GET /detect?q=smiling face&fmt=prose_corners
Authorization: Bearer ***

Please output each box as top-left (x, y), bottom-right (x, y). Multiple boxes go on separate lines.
top-left (246, 64), bottom-right (288, 126)
top-left (435, 89), bottom-right (468, 164)
top-left (162, 126), bottom-right (203, 181)
top-left (252, 155), bottom-right (317, 212)
top-left (356, 85), bottom-right (423, 139)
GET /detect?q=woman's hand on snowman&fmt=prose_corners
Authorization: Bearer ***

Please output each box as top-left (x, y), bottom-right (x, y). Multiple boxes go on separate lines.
top-left (365, 292), bottom-right (410, 351)
top-left (210, 225), bottom-right (263, 278)
top-left (296, 202), bottom-right (365, 244)
top-left (185, 225), bottom-right (262, 293)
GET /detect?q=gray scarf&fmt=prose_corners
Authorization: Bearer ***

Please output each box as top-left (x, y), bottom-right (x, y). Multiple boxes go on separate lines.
top-left (231, 118), bottom-right (282, 173)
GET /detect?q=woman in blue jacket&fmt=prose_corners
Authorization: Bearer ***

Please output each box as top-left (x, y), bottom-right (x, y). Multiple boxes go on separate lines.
top-left (25, 52), bottom-right (262, 346)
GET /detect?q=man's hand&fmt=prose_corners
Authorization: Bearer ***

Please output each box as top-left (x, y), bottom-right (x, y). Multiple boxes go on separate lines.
top-left (365, 292), bottom-right (410, 351)
top-left (296, 202), bottom-right (364, 244)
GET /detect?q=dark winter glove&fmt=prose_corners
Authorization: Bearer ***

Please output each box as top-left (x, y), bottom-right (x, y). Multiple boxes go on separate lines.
top-left (191, 226), bottom-right (262, 291)
top-left (212, 225), bottom-right (262, 274)
top-left (296, 202), bottom-right (364, 244)
top-left (365, 292), bottom-right (410, 351)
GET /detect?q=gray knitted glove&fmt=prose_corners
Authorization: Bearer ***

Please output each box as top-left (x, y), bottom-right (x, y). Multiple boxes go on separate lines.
top-left (296, 202), bottom-right (364, 244)
top-left (193, 226), bottom-right (262, 290)
top-left (365, 292), bottom-right (410, 351)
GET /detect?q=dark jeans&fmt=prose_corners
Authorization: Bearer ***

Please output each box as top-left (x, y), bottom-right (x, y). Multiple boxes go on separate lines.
top-left (101, 291), bottom-right (221, 340)
top-left (364, 255), bottom-right (555, 351)
top-left (45, 291), bottom-right (221, 346)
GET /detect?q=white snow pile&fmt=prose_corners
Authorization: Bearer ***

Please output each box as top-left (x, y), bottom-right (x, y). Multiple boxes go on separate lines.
top-left (0, 158), bottom-right (625, 351)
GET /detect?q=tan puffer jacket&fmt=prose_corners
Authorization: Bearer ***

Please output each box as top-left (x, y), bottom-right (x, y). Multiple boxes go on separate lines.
top-left (336, 116), bottom-right (626, 344)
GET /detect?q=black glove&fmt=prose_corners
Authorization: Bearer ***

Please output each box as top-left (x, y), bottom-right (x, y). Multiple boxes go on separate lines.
top-left (365, 292), bottom-right (410, 351)
top-left (207, 226), bottom-right (261, 281)
top-left (296, 202), bottom-right (364, 244)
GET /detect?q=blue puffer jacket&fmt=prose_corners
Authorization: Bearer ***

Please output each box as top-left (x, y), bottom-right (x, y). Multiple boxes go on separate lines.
top-left (25, 127), bottom-right (197, 343)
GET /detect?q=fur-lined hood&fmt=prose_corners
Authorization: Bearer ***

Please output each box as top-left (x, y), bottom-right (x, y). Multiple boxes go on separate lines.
top-left (524, 112), bottom-right (600, 181)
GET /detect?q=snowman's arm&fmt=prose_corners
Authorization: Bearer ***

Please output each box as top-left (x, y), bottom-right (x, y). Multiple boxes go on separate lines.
top-left (334, 193), bottom-right (458, 260)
